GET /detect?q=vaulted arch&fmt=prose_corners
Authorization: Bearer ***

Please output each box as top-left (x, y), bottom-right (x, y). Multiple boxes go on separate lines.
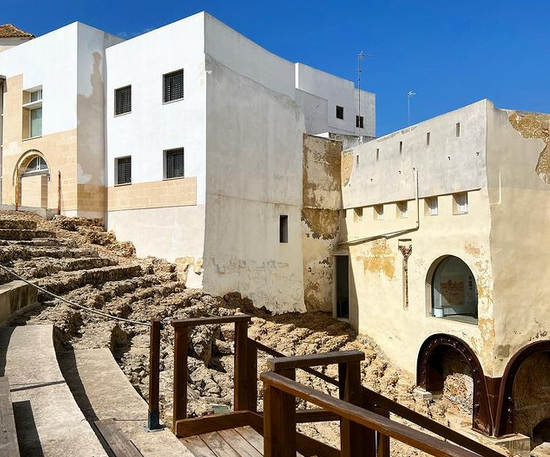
top-left (417, 333), bottom-right (494, 435)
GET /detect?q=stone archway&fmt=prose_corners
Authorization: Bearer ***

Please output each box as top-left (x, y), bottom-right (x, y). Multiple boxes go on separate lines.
top-left (495, 340), bottom-right (550, 438)
top-left (417, 333), bottom-right (494, 435)
top-left (14, 151), bottom-right (50, 209)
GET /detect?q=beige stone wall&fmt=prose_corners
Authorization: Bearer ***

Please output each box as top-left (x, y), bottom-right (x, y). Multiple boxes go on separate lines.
top-left (2, 75), bottom-right (78, 214)
top-left (487, 105), bottom-right (550, 376)
top-left (107, 177), bottom-right (197, 212)
top-left (302, 134), bottom-right (342, 311)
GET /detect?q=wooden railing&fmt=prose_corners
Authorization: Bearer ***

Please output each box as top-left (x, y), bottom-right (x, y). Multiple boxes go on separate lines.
top-left (162, 314), bottom-right (503, 457)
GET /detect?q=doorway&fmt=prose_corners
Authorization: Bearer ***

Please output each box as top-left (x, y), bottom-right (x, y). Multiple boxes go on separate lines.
top-left (336, 255), bottom-right (349, 319)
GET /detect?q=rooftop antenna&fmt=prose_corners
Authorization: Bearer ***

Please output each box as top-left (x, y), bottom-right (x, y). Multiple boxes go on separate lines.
top-left (407, 90), bottom-right (416, 125)
top-left (357, 51), bottom-right (366, 142)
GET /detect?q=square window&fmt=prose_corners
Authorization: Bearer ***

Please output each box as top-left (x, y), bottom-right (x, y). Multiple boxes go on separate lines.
top-left (279, 215), bottom-right (288, 243)
top-left (356, 115), bottom-right (364, 128)
top-left (30, 89), bottom-right (42, 102)
top-left (354, 207), bottom-right (363, 221)
top-left (374, 204), bottom-right (384, 220)
top-left (336, 105), bottom-right (344, 120)
top-left (164, 148), bottom-right (184, 179)
top-left (426, 197), bottom-right (438, 216)
top-left (454, 192), bottom-right (468, 214)
top-left (115, 156), bottom-right (131, 185)
top-left (163, 69), bottom-right (184, 103)
top-left (115, 86), bottom-right (131, 115)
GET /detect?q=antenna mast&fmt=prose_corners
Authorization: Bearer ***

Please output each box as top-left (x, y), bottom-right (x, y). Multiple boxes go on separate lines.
top-left (357, 51), bottom-right (365, 121)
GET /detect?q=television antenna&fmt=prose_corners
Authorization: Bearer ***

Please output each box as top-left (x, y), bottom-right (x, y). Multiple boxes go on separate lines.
top-left (407, 90), bottom-right (416, 125)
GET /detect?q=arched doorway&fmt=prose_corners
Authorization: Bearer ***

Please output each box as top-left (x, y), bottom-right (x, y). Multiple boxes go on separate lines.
top-left (426, 255), bottom-right (478, 323)
top-left (495, 340), bottom-right (550, 440)
top-left (417, 334), bottom-right (494, 435)
top-left (15, 152), bottom-right (50, 209)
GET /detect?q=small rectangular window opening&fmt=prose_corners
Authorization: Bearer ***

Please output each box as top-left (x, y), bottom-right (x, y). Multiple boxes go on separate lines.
top-left (354, 207), bottom-right (363, 221)
top-left (376, 148), bottom-right (380, 161)
top-left (399, 141), bottom-right (403, 154)
top-left (115, 156), bottom-right (132, 185)
top-left (456, 122), bottom-right (461, 137)
top-left (115, 86), bottom-right (131, 115)
top-left (356, 115), bottom-right (364, 128)
top-left (426, 132), bottom-right (430, 146)
top-left (279, 215), bottom-right (288, 243)
top-left (163, 69), bottom-right (184, 103)
top-left (454, 192), bottom-right (468, 214)
top-left (356, 155), bottom-right (359, 165)
top-left (374, 204), bottom-right (384, 220)
top-left (426, 197), bottom-right (438, 216)
top-left (336, 105), bottom-right (344, 120)
top-left (397, 201), bottom-right (408, 218)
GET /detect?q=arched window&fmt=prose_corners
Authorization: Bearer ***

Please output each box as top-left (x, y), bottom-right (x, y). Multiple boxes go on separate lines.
top-left (431, 256), bottom-right (477, 321)
top-left (22, 156), bottom-right (48, 176)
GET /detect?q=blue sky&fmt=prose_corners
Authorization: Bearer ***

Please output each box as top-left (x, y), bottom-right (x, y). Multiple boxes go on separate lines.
top-left (3, 0), bottom-right (549, 135)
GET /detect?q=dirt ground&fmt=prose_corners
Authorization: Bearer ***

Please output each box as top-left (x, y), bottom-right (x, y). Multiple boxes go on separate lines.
top-left (1, 211), bottom-right (488, 456)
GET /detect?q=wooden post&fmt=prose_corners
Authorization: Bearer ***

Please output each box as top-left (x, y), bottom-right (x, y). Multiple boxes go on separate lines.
top-left (264, 369), bottom-right (296, 457)
top-left (339, 361), bottom-right (372, 457)
top-left (234, 320), bottom-right (249, 411)
top-left (147, 320), bottom-right (161, 430)
top-left (246, 339), bottom-right (258, 412)
top-left (172, 326), bottom-right (189, 432)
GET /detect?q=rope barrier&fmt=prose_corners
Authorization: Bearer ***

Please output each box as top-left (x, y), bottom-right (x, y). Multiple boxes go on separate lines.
top-left (0, 263), bottom-right (152, 327)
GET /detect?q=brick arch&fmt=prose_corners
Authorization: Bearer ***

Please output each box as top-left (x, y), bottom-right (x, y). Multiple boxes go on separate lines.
top-left (417, 333), bottom-right (494, 435)
top-left (495, 340), bottom-right (550, 437)
top-left (12, 150), bottom-right (50, 209)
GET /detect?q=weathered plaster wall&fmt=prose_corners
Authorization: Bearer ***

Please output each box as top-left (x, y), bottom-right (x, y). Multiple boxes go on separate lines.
top-left (486, 104), bottom-right (550, 377)
top-left (203, 54), bottom-right (306, 313)
top-left (302, 134), bottom-right (342, 311)
top-left (342, 100), bottom-right (497, 377)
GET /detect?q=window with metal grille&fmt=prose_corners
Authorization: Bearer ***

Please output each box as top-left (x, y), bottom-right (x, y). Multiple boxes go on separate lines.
top-left (165, 148), bottom-right (184, 179)
top-left (116, 157), bottom-right (131, 185)
top-left (336, 105), bottom-right (344, 120)
top-left (163, 69), bottom-right (184, 103)
top-left (115, 86), bottom-right (131, 115)
top-left (356, 115), bottom-right (364, 128)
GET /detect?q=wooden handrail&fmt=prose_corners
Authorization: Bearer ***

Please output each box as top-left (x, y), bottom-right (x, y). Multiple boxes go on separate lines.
top-left (266, 350), bottom-right (365, 371)
top-left (261, 371), bottom-right (486, 457)
top-left (171, 314), bottom-right (251, 327)
top-left (363, 388), bottom-right (504, 457)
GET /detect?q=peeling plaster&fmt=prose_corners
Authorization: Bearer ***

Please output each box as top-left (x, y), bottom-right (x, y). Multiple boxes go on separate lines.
top-left (356, 240), bottom-right (396, 279)
top-left (341, 151), bottom-right (354, 187)
top-left (301, 208), bottom-right (339, 240)
top-left (508, 111), bottom-right (550, 184)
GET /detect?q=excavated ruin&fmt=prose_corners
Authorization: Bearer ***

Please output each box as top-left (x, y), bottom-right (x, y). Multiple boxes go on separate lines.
top-left (0, 210), bottom-right (477, 457)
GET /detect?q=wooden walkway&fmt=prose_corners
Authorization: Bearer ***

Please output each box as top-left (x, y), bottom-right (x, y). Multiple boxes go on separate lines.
top-left (181, 426), bottom-right (303, 457)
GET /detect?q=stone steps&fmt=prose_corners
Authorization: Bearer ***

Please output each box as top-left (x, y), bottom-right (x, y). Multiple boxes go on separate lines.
top-left (0, 229), bottom-right (56, 241)
top-left (0, 219), bottom-right (37, 230)
top-left (0, 325), bottom-right (108, 456)
top-left (12, 257), bottom-right (118, 280)
top-left (0, 245), bottom-right (99, 263)
top-left (35, 265), bottom-right (144, 299)
top-left (0, 238), bottom-right (76, 247)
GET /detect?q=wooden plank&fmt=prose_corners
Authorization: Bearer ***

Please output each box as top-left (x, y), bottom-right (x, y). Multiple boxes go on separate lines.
top-left (0, 377), bottom-right (19, 457)
top-left (182, 436), bottom-right (217, 457)
top-left (94, 419), bottom-right (143, 457)
top-left (172, 315), bottom-right (251, 328)
top-left (219, 429), bottom-right (262, 457)
top-left (295, 408), bottom-right (339, 423)
top-left (234, 426), bottom-right (264, 455)
top-left (200, 432), bottom-right (240, 457)
top-left (173, 326), bottom-right (189, 431)
top-left (234, 321), bottom-right (250, 411)
top-left (176, 411), bottom-right (256, 438)
top-left (261, 371), bottom-right (485, 457)
top-left (267, 351), bottom-right (364, 371)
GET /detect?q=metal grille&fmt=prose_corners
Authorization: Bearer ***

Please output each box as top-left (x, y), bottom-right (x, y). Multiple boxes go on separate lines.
top-left (116, 157), bottom-right (131, 185)
top-left (163, 70), bottom-right (184, 102)
top-left (165, 148), bottom-right (184, 179)
top-left (115, 86), bottom-right (131, 115)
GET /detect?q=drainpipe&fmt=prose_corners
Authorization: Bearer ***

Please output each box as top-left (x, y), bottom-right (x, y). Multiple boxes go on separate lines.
top-left (339, 168), bottom-right (420, 246)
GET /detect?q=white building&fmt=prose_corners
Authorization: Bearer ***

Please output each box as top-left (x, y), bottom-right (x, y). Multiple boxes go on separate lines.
top-left (0, 12), bottom-right (375, 312)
